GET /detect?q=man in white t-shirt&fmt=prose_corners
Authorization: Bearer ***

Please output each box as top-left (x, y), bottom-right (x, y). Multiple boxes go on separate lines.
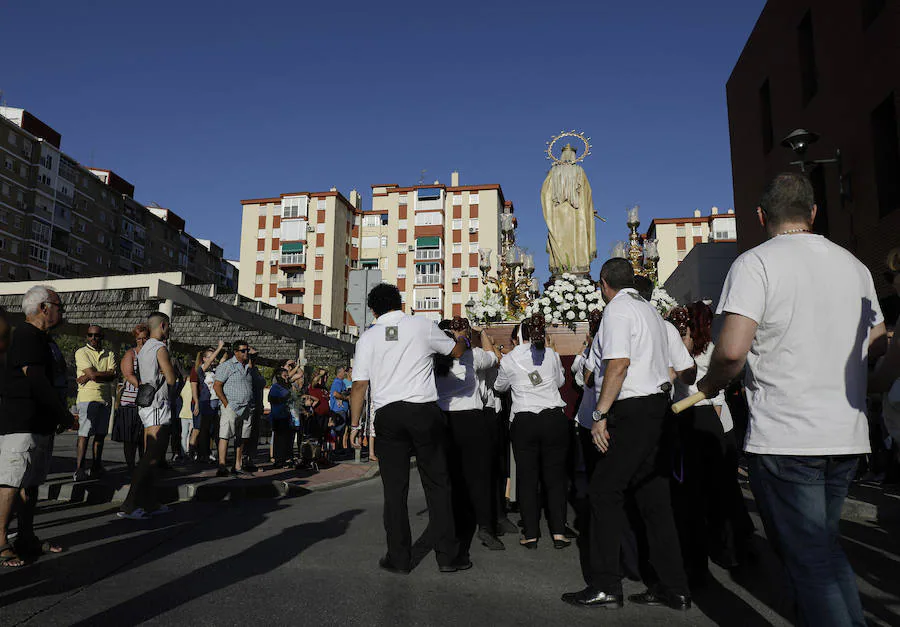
top-left (348, 283), bottom-right (471, 574)
top-left (563, 258), bottom-right (694, 612)
top-left (698, 173), bottom-right (887, 626)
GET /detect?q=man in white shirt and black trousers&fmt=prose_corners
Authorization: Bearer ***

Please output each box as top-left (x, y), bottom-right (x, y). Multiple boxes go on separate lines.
top-left (349, 283), bottom-right (473, 574)
top-left (563, 258), bottom-right (695, 611)
top-left (698, 173), bottom-right (886, 626)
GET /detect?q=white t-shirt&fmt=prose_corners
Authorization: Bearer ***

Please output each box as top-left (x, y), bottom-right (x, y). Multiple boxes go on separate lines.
top-left (674, 342), bottom-right (733, 432)
top-left (494, 343), bottom-right (566, 418)
top-left (436, 347), bottom-right (498, 412)
top-left (597, 288), bottom-right (671, 400)
top-left (137, 337), bottom-right (171, 424)
top-left (352, 310), bottom-right (457, 412)
top-left (573, 347), bottom-right (597, 429)
top-left (717, 234), bottom-right (883, 455)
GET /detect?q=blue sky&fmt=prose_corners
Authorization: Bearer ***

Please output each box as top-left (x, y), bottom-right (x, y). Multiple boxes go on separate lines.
top-left (1, 0), bottom-right (765, 282)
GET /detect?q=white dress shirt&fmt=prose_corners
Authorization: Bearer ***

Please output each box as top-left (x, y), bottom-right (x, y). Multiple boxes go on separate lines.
top-left (353, 310), bottom-right (456, 412)
top-left (494, 342), bottom-right (566, 419)
top-left (436, 347), bottom-right (498, 412)
top-left (597, 288), bottom-right (671, 400)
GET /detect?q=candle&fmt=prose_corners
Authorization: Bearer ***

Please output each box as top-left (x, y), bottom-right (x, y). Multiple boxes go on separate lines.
top-left (500, 214), bottom-right (514, 233)
top-left (611, 241), bottom-right (627, 258)
top-left (524, 253), bottom-right (535, 272)
top-left (478, 248), bottom-right (492, 270)
top-left (643, 238), bottom-right (658, 259)
top-left (627, 204), bottom-right (640, 224)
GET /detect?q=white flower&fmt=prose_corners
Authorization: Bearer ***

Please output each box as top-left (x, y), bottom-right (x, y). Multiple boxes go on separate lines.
top-left (577, 302), bottom-right (586, 310)
top-left (541, 297), bottom-right (550, 306)
top-left (587, 303), bottom-right (599, 312)
top-left (566, 310), bottom-right (576, 320)
top-left (561, 302), bottom-right (571, 311)
top-left (574, 293), bottom-right (584, 302)
top-left (543, 306), bottom-right (552, 315)
top-left (578, 310), bottom-right (586, 320)
top-left (564, 293), bottom-right (573, 301)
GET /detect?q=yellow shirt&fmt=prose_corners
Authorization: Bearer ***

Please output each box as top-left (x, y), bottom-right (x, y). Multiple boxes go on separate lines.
top-left (75, 345), bottom-right (117, 404)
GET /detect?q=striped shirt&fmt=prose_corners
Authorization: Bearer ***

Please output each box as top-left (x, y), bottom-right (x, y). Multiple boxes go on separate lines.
top-left (214, 356), bottom-right (254, 412)
top-left (121, 349), bottom-right (139, 406)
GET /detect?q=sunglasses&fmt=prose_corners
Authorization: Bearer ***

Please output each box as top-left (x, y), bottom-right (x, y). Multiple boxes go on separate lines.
top-left (87, 333), bottom-right (103, 338)
top-left (234, 348), bottom-right (249, 353)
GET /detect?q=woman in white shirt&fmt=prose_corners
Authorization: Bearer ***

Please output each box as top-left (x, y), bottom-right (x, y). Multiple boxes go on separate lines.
top-left (494, 314), bottom-right (570, 550)
top-left (670, 303), bottom-right (754, 580)
top-left (435, 318), bottom-right (505, 556)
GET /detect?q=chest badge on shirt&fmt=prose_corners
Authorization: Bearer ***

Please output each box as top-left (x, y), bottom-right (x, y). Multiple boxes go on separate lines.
top-left (385, 326), bottom-right (399, 342)
top-left (528, 371), bottom-right (543, 386)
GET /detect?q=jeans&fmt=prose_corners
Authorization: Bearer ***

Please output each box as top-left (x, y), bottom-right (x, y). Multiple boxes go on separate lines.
top-left (748, 454), bottom-right (865, 627)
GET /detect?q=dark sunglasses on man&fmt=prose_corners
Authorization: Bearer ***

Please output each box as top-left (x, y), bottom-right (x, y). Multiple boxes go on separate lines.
top-left (87, 332), bottom-right (103, 338)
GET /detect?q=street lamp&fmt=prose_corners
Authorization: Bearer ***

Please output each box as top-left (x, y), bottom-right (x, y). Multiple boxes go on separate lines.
top-left (780, 128), bottom-right (849, 200)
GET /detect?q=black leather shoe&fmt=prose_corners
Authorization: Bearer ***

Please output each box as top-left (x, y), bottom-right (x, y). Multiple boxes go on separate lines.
top-left (628, 588), bottom-right (691, 611)
top-left (378, 557), bottom-right (410, 575)
top-left (439, 557), bottom-right (473, 573)
top-left (477, 527), bottom-right (505, 551)
top-left (561, 587), bottom-right (624, 609)
top-left (496, 517), bottom-right (519, 536)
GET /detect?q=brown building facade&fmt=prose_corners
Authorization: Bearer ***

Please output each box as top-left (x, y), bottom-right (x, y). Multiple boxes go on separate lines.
top-left (727, 0), bottom-right (899, 308)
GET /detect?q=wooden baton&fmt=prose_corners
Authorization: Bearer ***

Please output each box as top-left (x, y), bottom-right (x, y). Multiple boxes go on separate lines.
top-left (672, 391), bottom-right (706, 415)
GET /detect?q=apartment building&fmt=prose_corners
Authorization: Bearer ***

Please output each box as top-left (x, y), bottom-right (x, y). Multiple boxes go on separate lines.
top-left (362, 171), bottom-right (509, 321)
top-left (0, 106), bottom-right (235, 288)
top-left (238, 190), bottom-right (357, 329)
top-left (645, 207), bottom-right (737, 283)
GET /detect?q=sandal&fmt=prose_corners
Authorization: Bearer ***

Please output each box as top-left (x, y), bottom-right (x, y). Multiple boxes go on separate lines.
top-left (0, 543), bottom-right (25, 568)
top-left (15, 535), bottom-right (63, 558)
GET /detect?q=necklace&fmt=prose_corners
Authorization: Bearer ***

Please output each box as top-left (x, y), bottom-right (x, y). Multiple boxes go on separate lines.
top-left (775, 228), bottom-right (812, 236)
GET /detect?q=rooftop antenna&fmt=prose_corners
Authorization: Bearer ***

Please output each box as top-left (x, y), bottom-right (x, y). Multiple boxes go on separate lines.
top-left (417, 169), bottom-right (427, 185)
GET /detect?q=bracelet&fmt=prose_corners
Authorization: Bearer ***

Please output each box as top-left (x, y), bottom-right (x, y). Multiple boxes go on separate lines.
top-left (350, 425), bottom-right (362, 431)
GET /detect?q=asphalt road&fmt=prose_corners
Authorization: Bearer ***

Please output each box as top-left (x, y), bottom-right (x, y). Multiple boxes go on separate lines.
top-left (1, 476), bottom-right (898, 626)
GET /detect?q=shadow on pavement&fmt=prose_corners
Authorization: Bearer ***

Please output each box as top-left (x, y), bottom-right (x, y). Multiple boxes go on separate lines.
top-left (65, 508), bottom-right (364, 626)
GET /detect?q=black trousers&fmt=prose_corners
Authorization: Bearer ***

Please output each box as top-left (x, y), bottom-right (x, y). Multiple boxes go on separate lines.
top-left (579, 426), bottom-right (646, 581)
top-left (375, 401), bottom-right (458, 568)
top-left (122, 424), bottom-right (171, 514)
top-left (445, 409), bottom-right (495, 556)
top-left (588, 394), bottom-right (688, 595)
top-left (490, 408), bottom-right (510, 521)
top-left (511, 407), bottom-right (570, 540)
top-left (271, 419), bottom-right (293, 464)
top-left (673, 405), bottom-right (754, 575)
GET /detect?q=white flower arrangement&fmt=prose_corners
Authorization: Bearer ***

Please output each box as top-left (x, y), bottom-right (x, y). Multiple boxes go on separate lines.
top-left (522, 273), bottom-right (680, 324)
top-left (523, 273), bottom-right (604, 326)
top-left (465, 288), bottom-right (509, 325)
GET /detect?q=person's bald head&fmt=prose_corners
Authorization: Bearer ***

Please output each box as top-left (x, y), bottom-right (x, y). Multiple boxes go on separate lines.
top-left (147, 312), bottom-right (171, 340)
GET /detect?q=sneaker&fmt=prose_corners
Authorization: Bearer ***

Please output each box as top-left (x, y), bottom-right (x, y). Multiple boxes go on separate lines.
top-left (117, 508), bottom-right (150, 520)
top-left (215, 465), bottom-right (230, 477)
top-left (148, 504), bottom-right (172, 516)
top-left (73, 469), bottom-right (88, 482)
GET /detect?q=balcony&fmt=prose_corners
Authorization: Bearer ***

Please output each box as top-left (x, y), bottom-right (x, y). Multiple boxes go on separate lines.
top-left (278, 275), bottom-right (306, 291)
top-left (415, 247), bottom-right (442, 261)
top-left (280, 253), bottom-right (306, 267)
top-left (414, 273), bottom-right (442, 285)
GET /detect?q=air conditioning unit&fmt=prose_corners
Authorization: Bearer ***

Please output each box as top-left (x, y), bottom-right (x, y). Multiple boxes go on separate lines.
top-left (307, 225), bottom-right (316, 233)
top-left (460, 270), bottom-right (468, 277)
top-left (453, 277), bottom-right (460, 284)
top-left (468, 227), bottom-right (477, 234)
top-left (407, 245), bottom-right (415, 252)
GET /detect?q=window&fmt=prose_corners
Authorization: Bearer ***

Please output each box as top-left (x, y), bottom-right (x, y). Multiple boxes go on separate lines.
top-left (468, 218), bottom-right (479, 231)
top-left (469, 193), bottom-right (479, 205)
top-left (257, 228), bottom-right (267, 239)
top-left (315, 247), bottom-right (325, 256)
top-left (452, 293), bottom-right (462, 304)
top-left (7, 267), bottom-right (14, 280)
top-left (452, 219), bottom-right (463, 230)
top-left (414, 288), bottom-right (441, 310)
top-left (4, 157), bottom-right (12, 170)
top-left (398, 219), bottom-right (408, 230)
top-left (862, 0), bottom-right (886, 28)
top-left (692, 224), bottom-right (702, 237)
top-left (98, 233), bottom-right (105, 244)
top-left (255, 274), bottom-right (265, 284)
top-left (7, 131), bottom-right (16, 146)
top-left (415, 262), bottom-right (441, 284)
top-left (798, 11), bottom-right (818, 106)
top-left (362, 215), bottom-right (382, 227)
top-left (31, 220), bottom-right (51, 244)
top-left (13, 216), bottom-right (21, 230)
top-left (19, 164), bottom-right (26, 178)
top-left (99, 212), bottom-right (106, 223)
top-left (759, 79), bottom-right (774, 153)
top-left (468, 266), bottom-right (479, 277)
top-left (397, 268), bottom-right (407, 278)
top-left (258, 204), bottom-right (269, 217)
top-left (452, 243), bottom-right (463, 254)
top-left (398, 193), bottom-right (407, 205)
top-left (281, 220), bottom-right (307, 241)
top-left (256, 251), bottom-right (265, 261)
top-left (316, 223), bottom-right (326, 233)
top-left (282, 196), bottom-right (307, 219)
top-left (0, 212), bottom-right (6, 225)
top-left (0, 238), bottom-right (4, 250)
top-left (675, 224), bottom-right (686, 237)
top-left (453, 194), bottom-right (462, 205)
top-left (270, 250), bottom-right (279, 261)
top-left (677, 249), bottom-right (687, 262)
top-left (29, 244), bottom-right (48, 263)
top-left (380, 235), bottom-right (388, 248)
top-left (1, 183), bottom-right (8, 197)
top-left (317, 199), bottom-right (327, 210)
top-left (415, 212), bottom-right (442, 226)
top-left (361, 235), bottom-right (380, 248)
top-left (871, 92), bottom-right (900, 217)
top-left (714, 231), bottom-right (732, 240)
top-left (468, 242), bottom-right (478, 254)
top-left (271, 228), bottom-right (280, 239)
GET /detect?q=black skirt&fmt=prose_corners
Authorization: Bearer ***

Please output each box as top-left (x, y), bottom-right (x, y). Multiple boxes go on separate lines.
top-left (111, 405), bottom-right (143, 444)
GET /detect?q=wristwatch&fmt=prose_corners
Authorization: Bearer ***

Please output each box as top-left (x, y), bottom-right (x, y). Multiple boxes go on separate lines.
top-left (592, 410), bottom-right (608, 423)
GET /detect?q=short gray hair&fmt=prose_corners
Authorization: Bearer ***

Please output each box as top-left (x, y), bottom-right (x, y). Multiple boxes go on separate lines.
top-left (22, 285), bottom-right (57, 317)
